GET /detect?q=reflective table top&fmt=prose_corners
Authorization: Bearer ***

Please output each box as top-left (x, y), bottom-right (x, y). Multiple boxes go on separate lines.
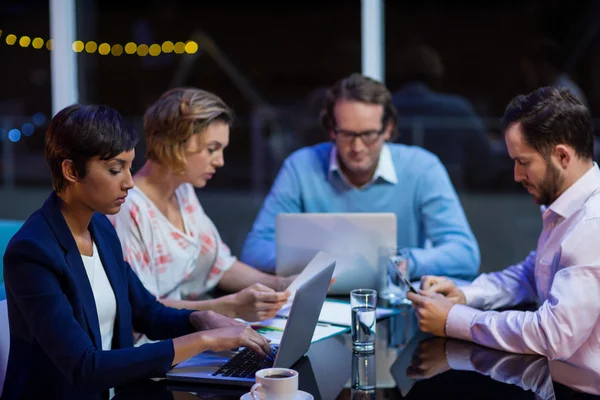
top-left (114, 303), bottom-right (600, 399)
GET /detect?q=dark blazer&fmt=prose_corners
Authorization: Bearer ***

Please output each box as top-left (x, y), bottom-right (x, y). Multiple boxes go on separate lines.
top-left (2, 192), bottom-right (194, 400)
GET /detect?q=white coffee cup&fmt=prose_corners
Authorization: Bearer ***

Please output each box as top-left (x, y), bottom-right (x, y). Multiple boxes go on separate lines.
top-left (250, 368), bottom-right (299, 400)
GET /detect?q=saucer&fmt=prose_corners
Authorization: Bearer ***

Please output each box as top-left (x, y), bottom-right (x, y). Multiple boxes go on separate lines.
top-left (240, 390), bottom-right (314, 400)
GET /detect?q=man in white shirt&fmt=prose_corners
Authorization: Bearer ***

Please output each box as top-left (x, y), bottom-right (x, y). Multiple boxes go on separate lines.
top-left (407, 86), bottom-right (600, 372)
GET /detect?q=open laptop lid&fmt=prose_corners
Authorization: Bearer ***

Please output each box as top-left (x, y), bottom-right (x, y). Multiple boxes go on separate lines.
top-left (275, 213), bottom-right (396, 294)
top-left (273, 260), bottom-right (335, 368)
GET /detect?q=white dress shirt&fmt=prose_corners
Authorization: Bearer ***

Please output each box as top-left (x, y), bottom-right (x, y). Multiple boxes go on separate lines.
top-left (446, 163), bottom-right (600, 372)
top-left (328, 143), bottom-right (399, 189)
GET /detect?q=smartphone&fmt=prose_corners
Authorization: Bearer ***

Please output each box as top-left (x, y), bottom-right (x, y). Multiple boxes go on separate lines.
top-left (401, 274), bottom-right (418, 294)
top-left (395, 265), bottom-right (417, 294)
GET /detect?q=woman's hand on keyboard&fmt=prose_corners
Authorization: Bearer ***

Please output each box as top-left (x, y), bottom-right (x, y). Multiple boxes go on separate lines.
top-left (199, 326), bottom-right (273, 358)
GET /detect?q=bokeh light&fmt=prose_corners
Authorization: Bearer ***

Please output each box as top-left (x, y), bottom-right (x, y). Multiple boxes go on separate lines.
top-left (22, 123), bottom-right (34, 136)
top-left (111, 44), bottom-right (123, 56)
top-left (19, 36), bottom-right (31, 47)
top-left (125, 42), bottom-right (137, 55)
top-left (72, 40), bottom-right (84, 52)
top-left (8, 129), bottom-right (21, 143)
top-left (185, 41), bottom-right (198, 54)
top-left (85, 41), bottom-right (98, 53)
top-left (137, 44), bottom-right (149, 56)
top-left (32, 37), bottom-right (44, 49)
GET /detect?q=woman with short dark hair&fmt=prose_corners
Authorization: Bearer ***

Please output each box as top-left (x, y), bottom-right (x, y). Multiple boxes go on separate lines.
top-left (2, 104), bottom-right (271, 400)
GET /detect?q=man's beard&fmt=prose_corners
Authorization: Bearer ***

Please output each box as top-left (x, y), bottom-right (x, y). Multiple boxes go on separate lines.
top-left (522, 159), bottom-right (562, 206)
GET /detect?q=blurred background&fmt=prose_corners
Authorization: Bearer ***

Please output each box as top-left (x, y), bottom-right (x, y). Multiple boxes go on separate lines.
top-left (2, 0), bottom-right (600, 273)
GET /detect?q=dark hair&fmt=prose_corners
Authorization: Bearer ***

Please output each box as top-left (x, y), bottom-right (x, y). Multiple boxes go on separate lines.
top-left (396, 44), bottom-right (444, 88)
top-left (320, 73), bottom-right (399, 139)
top-left (501, 86), bottom-right (593, 159)
top-left (45, 104), bottom-right (139, 192)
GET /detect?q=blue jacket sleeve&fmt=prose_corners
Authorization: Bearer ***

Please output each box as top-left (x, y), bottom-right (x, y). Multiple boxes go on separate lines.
top-left (407, 157), bottom-right (480, 279)
top-left (241, 158), bottom-right (303, 273)
top-left (4, 239), bottom-right (178, 393)
top-left (126, 262), bottom-right (194, 340)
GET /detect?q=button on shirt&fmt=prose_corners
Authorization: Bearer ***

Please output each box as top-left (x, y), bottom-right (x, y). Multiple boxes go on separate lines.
top-left (446, 164), bottom-right (600, 372)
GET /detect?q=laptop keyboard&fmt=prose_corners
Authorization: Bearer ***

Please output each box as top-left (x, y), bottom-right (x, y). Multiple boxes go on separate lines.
top-left (212, 346), bottom-right (279, 378)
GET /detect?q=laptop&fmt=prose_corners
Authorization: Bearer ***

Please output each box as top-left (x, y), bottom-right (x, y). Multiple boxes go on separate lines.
top-left (276, 213), bottom-right (397, 294)
top-left (166, 258), bottom-right (336, 386)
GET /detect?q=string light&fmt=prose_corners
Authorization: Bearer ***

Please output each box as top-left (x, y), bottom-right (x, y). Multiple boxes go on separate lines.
top-left (72, 40), bottom-right (84, 52)
top-left (111, 44), bottom-right (123, 56)
top-left (185, 41), bottom-right (198, 54)
top-left (85, 41), bottom-right (97, 53)
top-left (32, 37), bottom-right (44, 49)
top-left (1, 29), bottom-right (200, 57)
top-left (19, 36), bottom-right (31, 48)
top-left (124, 42), bottom-right (137, 55)
top-left (162, 41), bottom-right (174, 53)
top-left (174, 41), bottom-right (185, 54)
top-left (98, 43), bottom-right (111, 55)
top-left (136, 44), bottom-right (149, 56)
top-left (149, 43), bottom-right (161, 56)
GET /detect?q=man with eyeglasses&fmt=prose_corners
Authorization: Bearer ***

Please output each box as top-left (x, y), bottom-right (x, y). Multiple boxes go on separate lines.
top-left (241, 73), bottom-right (479, 281)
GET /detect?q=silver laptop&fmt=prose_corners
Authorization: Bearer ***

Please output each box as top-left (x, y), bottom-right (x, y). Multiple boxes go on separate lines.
top-left (276, 213), bottom-right (397, 294)
top-left (166, 259), bottom-right (336, 386)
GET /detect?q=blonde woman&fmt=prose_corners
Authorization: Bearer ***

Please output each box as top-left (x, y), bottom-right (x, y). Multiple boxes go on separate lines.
top-left (110, 88), bottom-right (293, 324)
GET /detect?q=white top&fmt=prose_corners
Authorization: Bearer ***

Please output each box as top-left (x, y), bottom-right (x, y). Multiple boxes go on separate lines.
top-left (80, 242), bottom-right (116, 351)
top-left (328, 143), bottom-right (399, 189)
top-left (446, 163), bottom-right (600, 373)
top-left (109, 183), bottom-right (237, 300)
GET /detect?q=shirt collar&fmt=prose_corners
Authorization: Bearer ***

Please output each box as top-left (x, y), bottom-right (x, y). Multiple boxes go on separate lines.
top-left (328, 143), bottom-right (398, 188)
top-left (548, 163), bottom-right (600, 219)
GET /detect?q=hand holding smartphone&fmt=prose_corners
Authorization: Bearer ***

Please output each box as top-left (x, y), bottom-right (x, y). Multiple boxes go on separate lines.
top-left (399, 272), bottom-right (417, 294)
top-left (391, 254), bottom-right (418, 294)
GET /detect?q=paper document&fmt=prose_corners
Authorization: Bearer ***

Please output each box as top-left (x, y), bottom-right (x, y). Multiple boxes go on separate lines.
top-left (277, 299), bottom-right (400, 327)
top-left (250, 317), bottom-right (348, 345)
top-left (284, 251), bottom-right (337, 298)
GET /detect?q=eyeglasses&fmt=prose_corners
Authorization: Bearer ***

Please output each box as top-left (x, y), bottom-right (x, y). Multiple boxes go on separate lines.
top-left (333, 126), bottom-right (386, 145)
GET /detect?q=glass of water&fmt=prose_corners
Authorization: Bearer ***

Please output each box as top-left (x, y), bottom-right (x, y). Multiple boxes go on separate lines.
top-left (350, 289), bottom-right (377, 352)
top-left (352, 351), bottom-right (376, 390)
top-left (351, 388), bottom-right (376, 400)
top-left (388, 252), bottom-right (413, 306)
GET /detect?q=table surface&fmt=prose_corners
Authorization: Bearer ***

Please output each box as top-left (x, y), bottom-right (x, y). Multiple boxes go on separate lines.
top-left (113, 302), bottom-right (600, 400)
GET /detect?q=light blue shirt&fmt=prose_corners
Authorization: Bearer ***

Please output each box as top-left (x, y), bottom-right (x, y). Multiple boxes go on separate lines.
top-left (241, 142), bottom-right (480, 279)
